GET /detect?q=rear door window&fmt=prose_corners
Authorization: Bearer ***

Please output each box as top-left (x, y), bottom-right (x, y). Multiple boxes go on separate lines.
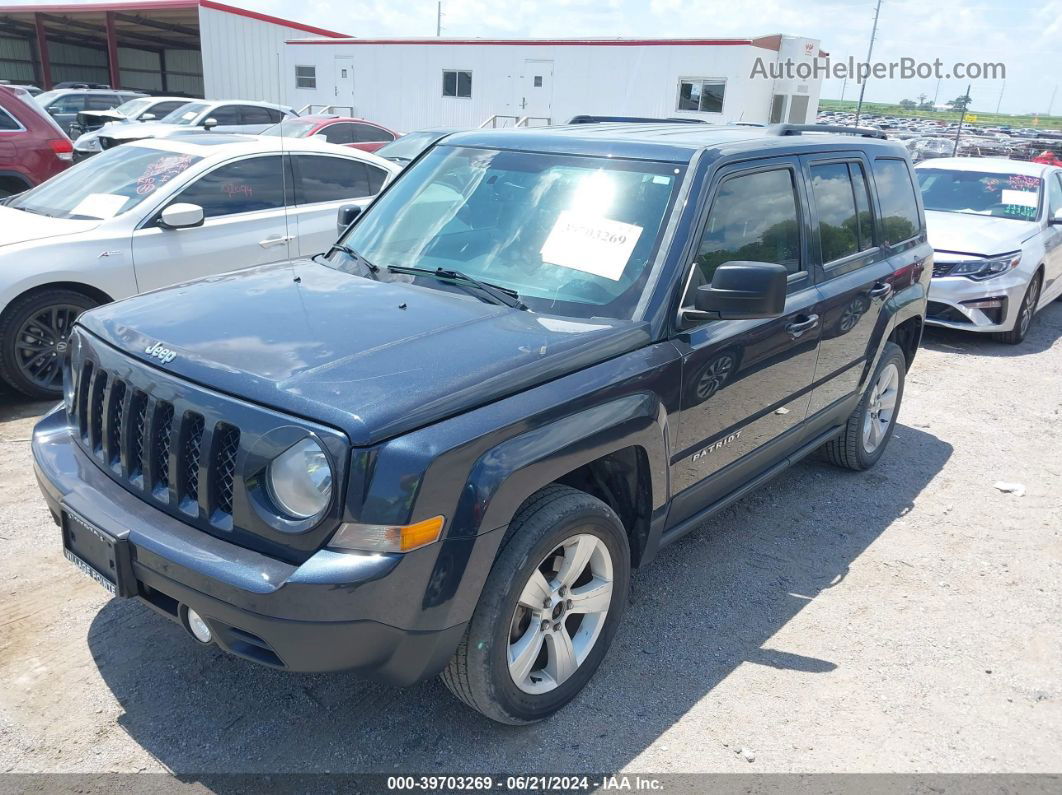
top-left (239, 105), bottom-right (275, 125)
top-left (320, 122), bottom-right (355, 144)
top-left (351, 123), bottom-right (395, 143)
top-left (873, 158), bottom-right (922, 245)
top-left (294, 155), bottom-right (372, 203)
top-left (809, 161), bottom-right (876, 263)
top-left (85, 94), bottom-right (120, 110)
top-left (173, 155), bottom-right (289, 218)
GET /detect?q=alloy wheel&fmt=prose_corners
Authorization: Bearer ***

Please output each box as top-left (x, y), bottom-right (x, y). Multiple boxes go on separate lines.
top-left (862, 362), bottom-right (900, 453)
top-left (1018, 276), bottom-right (1041, 339)
top-left (507, 533), bottom-right (614, 694)
top-left (14, 304), bottom-right (80, 391)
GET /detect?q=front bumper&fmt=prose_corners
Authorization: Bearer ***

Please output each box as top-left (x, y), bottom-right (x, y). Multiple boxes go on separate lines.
top-left (31, 407), bottom-right (495, 684)
top-left (926, 271), bottom-right (1029, 332)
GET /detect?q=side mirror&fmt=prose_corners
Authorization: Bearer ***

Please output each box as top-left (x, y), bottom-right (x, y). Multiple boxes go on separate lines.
top-left (337, 204), bottom-right (362, 236)
top-left (693, 261), bottom-right (789, 320)
top-left (159, 203), bottom-right (204, 229)
top-left (202, 117), bottom-right (218, 130)
top-left (139, 112), bottom-right (155, 121)
top-left (1051, 209), bottom-right (1062, 225)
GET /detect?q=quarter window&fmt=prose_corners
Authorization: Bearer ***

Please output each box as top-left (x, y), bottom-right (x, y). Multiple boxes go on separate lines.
top-left (1048, 173), bottom-right (1062, 217)
top-left (810, 162), bottom-right (875, 263)
top-left (873, 158), bottom-right (922, 244)
top-left (295, 65), bottom-right (316, 89)
top-left (690, 168), bottom-right (803, 296)
top-left (0, 107), bottom-right (20, 131)
top-left (443, 70), bottom-right (472, 98)
top-left (173, 156), bottom-right (288, 218)
top-left (677, 79), bottom-right (726, 113)
top-left (294, 155), bottom-right (387, 204)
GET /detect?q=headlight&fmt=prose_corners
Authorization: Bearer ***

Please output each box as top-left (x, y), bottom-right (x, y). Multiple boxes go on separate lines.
top-left (77, 136), bottom-right (101, 152)
top-left (266, 438), bottom-right (333, 519)
top-left (948, 252), bottom-right (1021, 281)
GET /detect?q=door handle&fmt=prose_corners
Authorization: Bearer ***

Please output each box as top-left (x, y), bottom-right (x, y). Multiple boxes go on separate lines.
top-left (258, 235), bottom-right (294, 249)
top-left (869, 282), bottom-right (892, 299)
top-left (785, 314), bottom-right (820, 338)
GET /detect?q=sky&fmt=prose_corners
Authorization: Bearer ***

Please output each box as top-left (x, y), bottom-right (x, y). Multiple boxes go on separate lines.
top-left (6, 0), bottom-right (1060, 115)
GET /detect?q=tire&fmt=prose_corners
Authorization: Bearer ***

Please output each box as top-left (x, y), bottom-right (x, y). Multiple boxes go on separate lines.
top-left (821, 341), bottom-right (906, 471)
top-left (993, 272), bottom-right (1042, 345)
top-left (441, 484), bottom-right (631, 724)
top-left (0, 289), bottom-right (98, 400)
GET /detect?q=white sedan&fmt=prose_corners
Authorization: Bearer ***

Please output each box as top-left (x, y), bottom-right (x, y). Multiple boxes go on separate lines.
top-left (916, 157), bottom-right (1062, 344)
top-left (0, 135), bottom-right (398, 397)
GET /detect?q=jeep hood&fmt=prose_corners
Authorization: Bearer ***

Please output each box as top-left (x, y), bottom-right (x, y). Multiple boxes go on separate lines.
top-left (0, 206), bottom-right (100, 247)
top-left (925, 209), bottom-right (1040, 257)
top-left (78, 261), bottom-right (652, 446)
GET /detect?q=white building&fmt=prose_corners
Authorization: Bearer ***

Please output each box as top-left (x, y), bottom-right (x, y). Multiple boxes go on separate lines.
top-left (280, 35), bottom-right (825, 130)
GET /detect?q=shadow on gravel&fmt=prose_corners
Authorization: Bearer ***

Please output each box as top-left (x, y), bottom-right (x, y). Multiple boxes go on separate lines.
top-left (87, 426), bottom-right (952, 776)
top-left (0, 384), bottom-right (53, 425)
top-left (922, 301), bottom-right (1062, 358)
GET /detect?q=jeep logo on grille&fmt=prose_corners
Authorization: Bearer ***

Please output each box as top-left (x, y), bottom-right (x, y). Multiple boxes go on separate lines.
top-left (145, 342), bottom-right (177, 364)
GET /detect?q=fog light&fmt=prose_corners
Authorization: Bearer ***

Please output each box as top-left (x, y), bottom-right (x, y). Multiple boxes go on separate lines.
top-left (185, 608), bottom-right (212, 643)
top-left (962, 298), bottom-right (1004, 309)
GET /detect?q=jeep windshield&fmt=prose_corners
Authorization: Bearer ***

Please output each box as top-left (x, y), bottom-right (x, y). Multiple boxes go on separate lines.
top-left (330, 145), bottom-right (684, 320)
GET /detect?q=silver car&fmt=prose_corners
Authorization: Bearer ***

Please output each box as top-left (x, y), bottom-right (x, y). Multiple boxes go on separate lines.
top-left (916, 157), bottom-right (1062, 344)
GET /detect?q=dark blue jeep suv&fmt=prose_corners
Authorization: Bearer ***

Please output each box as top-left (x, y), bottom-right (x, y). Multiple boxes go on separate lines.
top-left (33, 123), bottom-right (931, 724)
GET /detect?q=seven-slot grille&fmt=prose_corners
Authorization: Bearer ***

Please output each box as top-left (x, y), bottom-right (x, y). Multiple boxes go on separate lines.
top-left (72, 359), bottom-right (240, 519)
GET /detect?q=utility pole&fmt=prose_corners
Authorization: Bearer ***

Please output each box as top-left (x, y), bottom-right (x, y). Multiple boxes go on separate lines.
top-left (933, 76), bottom-right (941, 107)
top-left (952, 83), bottom-right (971, 156)
top-left (854, 0), bottom-right (883, 126)
top-left (1049, 84), bottom-right (1058, 116)
top-left (995, 80), bottom-right (1005, 115)
top-left (840, 75), bottom-right (847, 103)
top-left (436, 1), bottom-right (442, 36)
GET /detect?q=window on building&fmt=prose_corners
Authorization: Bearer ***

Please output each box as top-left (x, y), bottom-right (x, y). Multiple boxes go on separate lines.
top-left (810, 162), bottom-right (875, 263)
top-left (769, 94), bottom-right (786, 124)
top-left (677, 79), bottom-right (726, 113)
top-left (874, 158), bottom-right (922, 244)
top-left (788, 95), bottom-right (810, 123)
top-left (443, 70), bottom-right (472, 98)
top-left (295, 65), bottom-right (316, 90)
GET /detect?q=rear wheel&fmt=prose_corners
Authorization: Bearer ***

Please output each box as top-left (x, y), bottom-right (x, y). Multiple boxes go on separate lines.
top-left (0, 289), bottom-right (98, 399)
top-left (441, 485), bottom-right (630, 724)
top-left (821, 341), bottom-right (906, 471)
top-left (993, 272), bottom-right (1042, 345)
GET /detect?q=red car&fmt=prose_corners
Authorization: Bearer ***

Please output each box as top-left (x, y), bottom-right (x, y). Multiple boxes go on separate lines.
top-left (261, 114), bottom-right (398, 152)
top-left (0, 85), bottom-right (73, 197)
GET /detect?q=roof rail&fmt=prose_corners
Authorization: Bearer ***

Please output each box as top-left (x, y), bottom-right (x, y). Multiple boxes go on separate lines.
top-left (768, 123), bottom-right (887, 140)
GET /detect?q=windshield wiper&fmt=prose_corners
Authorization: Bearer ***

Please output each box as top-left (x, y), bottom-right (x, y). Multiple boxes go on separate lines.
top-left (387, 265), bottom-right (526, 310)
top-left (316, 242), bottom-right (380, 279)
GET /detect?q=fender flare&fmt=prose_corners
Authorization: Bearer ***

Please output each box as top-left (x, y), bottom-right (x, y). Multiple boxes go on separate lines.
top-left (450, 392), bottom-right (671, 542)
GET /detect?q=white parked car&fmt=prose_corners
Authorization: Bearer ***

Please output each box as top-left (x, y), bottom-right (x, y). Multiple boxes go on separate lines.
top-left (74, 99), bottom-right (296, 157)
top-left (0, 135), bottom-right (398, 397)
top-left (915, 157), bottom-right (1062, 344)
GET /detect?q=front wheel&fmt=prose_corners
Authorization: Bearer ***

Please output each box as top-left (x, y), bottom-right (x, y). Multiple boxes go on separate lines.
top-left (993, 272), bottom-right (1042, 345)
top-left (441, 485), bottom-right (630, 724)
top-left (821, 341), bottom-right (906, 471)
top-left (0, 289), bottom-right (98, 400)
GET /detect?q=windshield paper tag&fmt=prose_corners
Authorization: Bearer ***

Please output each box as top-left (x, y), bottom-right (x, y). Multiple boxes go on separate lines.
top-left (70, 193), bottom-right (128, 219)
top-left (540, 211), bottom-right (643, 281)
top-left (1000, 189), bottom-right (1037, 209)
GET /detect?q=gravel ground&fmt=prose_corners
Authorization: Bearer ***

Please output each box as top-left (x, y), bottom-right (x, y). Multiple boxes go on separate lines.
top-left (0, 305), bottom-right (1060, 776)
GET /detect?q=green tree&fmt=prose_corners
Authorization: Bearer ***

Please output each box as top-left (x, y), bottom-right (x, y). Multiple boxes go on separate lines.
top-left (947, 94), bottom-right (973, 112)
top-left (899, 99), bottom-right (917, 110)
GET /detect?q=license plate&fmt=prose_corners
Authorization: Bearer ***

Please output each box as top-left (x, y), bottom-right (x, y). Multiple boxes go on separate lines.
top-left (61, 509), bottom-right (135, 597)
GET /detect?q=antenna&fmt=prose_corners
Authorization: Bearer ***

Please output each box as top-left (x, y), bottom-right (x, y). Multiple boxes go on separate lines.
top-left (854, 0), bottom-right (883, 127)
